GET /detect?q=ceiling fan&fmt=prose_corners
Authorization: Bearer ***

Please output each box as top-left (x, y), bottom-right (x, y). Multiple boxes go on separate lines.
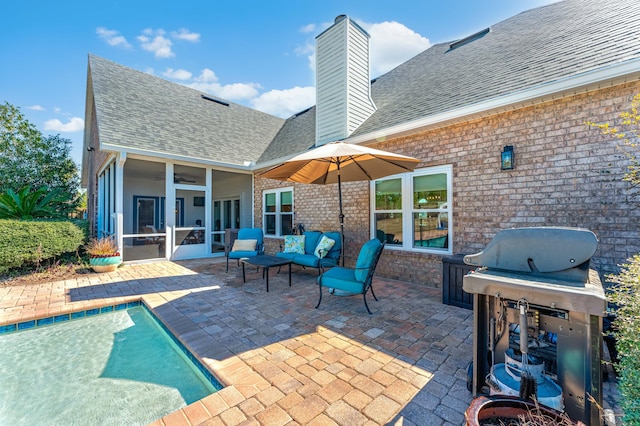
top-left (173, 173), bottom-right (196, 183)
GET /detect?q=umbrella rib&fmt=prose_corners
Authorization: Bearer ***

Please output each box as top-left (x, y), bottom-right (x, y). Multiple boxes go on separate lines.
top-left (379, 158), bottom-right (419, 172)
top-left (346, 155), bottom-right (374, 180)
top-left (341, 154), bottom-right (417, 180)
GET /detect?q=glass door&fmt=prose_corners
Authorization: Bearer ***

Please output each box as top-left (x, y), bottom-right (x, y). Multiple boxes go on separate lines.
top-left (211, 198), bottom-right (240, 254)
top-left (172, 188), bottom-right (207, 260)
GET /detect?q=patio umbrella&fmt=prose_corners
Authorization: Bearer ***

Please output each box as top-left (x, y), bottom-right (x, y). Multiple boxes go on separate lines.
top-left (259, 141), bottom-right (421, 263)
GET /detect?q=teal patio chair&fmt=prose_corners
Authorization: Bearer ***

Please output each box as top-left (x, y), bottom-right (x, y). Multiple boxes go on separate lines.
top-left (316, 239), bottom-right (385, 314)
top-left (226, 228), bottom-right (264, 272)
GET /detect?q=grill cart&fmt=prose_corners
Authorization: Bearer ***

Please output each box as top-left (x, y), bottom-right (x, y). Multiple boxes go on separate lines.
top-left (463, 227), bottom-right (606, 426)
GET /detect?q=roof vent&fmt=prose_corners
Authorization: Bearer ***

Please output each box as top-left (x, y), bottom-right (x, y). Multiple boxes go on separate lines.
top-left (448, 27), bottom-right (490, 52)
top-left (201, 94), bottom-right (229, 107)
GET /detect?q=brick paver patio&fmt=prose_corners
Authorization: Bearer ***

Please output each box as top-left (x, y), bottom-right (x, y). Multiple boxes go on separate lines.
top-left (0, 257), bottom-right (621, 425)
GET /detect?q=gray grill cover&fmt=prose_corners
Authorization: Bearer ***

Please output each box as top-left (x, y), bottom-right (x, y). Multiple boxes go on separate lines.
top-left (463, 227), bottom-right (597, 273)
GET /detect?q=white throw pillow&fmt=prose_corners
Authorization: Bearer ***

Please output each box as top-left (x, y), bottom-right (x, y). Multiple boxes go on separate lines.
top-left (232, 239), bottom-right (257, 252)
top-left (314, 236), bottom-right (335, 259)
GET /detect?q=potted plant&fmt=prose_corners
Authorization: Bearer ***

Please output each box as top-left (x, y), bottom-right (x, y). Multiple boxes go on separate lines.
top-left (86, 236), bottom-right (121, 272)
top-left (465, 395), bottom-right (585, 426)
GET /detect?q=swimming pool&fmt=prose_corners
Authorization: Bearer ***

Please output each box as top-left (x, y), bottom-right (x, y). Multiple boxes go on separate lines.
top-left (0, 303), bottom-right (221, 425)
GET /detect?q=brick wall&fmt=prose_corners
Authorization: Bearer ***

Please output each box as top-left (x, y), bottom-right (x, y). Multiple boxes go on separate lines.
top-left (255, 82), bottom-right (640, 287)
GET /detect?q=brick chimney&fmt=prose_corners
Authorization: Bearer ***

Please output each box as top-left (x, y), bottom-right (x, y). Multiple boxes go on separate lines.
top-left (315, 15), bottom-right (376, 146)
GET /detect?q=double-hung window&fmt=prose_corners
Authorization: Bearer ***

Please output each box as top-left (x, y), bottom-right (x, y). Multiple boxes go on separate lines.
top-left (263, 187), bottom-right (294, 236)
top-left (372, 165), bottom-right (451, 252)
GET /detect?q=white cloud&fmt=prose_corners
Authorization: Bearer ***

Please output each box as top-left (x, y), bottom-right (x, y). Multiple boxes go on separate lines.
top-left (53, 107), bottom-right (62, 114)
top-left (163, 68), bottom-right (192, 80)
top-left (138, 28), bottom-right (174, 58)
top-left (171, 28), bottom-right (200, 42)
top-left (187, 68), bottom-right (261, 101)
top-left (294, 41), bottom-right (315, 72)
top-left (194, 68), bottom-right (217, 83)
top-left (44, 117), bottom-right (84, 132)
top-left (297, 19), bottom-right (430, 78)
top-left (27, 105), bottom-right (44, 111)
top-left (96, 27), bottom-right (132, 49)
top-left (300, 23), bottom-right (316, 34)
top-left (215, 83), bottom-right (261, 101)
top-left (362, 21), bottom-right (431, 76)
top-left (250, 86), bottom-right (315, 119)
top-left (152, 18), bottom-right (427, 121)
top-left (294, 42), bottom-right (314, 56)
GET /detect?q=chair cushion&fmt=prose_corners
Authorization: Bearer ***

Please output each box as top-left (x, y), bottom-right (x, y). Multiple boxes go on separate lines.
top-left (237, 228), bottom-right (264, 247)
top-left (229, 250), bottom-right (258, 259)
top-left (275, 252), bottom-right (297, 261)
top-left (293, 254), bottom-right (321, 268)
top-left (318, 256), bottom-right (338, 269)
top-left (283, 235), bottom-right (305, 254)
top-left (354, 239), bottom-right (382, 282)
top-left (319, 267), bottom-right (364, 294)
top-left (304, 231), bottom-right (323, 255)
top-left (322, 231), bottom-right (341, 260)
top-left (314, 235), bottom-right (335, 259)
top-left (232, 239), bottom-right (257, 252)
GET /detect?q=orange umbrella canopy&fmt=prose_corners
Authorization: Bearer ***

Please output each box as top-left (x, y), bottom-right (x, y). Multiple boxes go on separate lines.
top-left (259, 142), bottom-right (421, 184)
top-left (259, 142), bottom-right (420, 264)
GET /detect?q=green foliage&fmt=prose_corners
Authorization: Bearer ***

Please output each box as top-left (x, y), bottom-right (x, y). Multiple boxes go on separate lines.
top-left (607, 255), bottom-right (640, 424)
top-left (0, 102), bottom-right (81, 214)
top-left (0, 219), bottom-right (86, 274)
top-left (589, 95), bottom-right (640, 423)
top-left (0, 186), bottom-right (68, 219)
top-left (586, 93), bottom-right (640, 198)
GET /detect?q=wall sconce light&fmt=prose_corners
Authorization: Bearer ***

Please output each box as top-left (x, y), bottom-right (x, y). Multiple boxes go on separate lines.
top-left (501, 145), bottom-right (514, 170)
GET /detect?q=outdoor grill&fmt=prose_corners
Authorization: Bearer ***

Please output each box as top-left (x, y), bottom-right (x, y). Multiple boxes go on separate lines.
top-left (462, 227), bottom-right (606, 426)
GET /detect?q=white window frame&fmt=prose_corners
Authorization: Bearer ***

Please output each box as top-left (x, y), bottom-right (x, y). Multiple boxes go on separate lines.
top-left (370, 165), bottom-right (452, 254)
top-left (263, 187), bottom-right (294, 237)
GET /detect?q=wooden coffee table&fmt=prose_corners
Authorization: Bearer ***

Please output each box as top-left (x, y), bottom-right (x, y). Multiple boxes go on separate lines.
top-left (241, 255), bottom-right (292, 292)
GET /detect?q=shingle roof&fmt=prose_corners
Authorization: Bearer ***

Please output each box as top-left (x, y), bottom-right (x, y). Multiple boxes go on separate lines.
top-left (256, 106), bottom-right (316, 164)
top-left (259, 0), bottom-right (640, 163)
top-left (88, 0), bottom-right (640, 169)
top-left (88, 55), bottom-right (285, 166)
top-left (351, 0), bottom-right (640, 137)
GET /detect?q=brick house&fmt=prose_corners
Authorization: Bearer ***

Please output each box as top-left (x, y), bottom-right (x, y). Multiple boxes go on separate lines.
top-left (83, 0), bottom-right (640, 287)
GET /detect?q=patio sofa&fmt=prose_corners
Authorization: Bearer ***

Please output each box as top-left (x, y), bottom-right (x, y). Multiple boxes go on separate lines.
top-left (276, 230), bottom-right (342, 274)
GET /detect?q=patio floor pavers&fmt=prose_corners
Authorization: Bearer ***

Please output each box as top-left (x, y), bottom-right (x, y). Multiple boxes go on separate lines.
top-left (0, 257), bottom-right (621, 425)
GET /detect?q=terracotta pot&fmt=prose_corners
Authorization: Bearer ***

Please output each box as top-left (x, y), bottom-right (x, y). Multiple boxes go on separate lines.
top-left (90, 255), bottom-right (122, 273)
top-left (465, 395), bottom-right (585, 426)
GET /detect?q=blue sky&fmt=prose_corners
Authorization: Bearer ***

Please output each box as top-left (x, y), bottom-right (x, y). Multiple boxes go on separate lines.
top-left (1, 0), bottom-right (558, 166)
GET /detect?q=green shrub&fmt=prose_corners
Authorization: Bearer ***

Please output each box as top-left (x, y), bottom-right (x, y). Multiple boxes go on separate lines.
top-left (0, 219), bottom-right (86, 273)
top-left (607, 255), bottom-right (640, 424)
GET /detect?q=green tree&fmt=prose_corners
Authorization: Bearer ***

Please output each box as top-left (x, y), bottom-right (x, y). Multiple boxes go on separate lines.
top-left (0, 101), bottom-right (80, 214)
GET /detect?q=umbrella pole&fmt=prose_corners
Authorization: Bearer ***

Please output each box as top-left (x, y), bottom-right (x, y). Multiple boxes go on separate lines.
top-left (337, 162), bottom-right (345, 266)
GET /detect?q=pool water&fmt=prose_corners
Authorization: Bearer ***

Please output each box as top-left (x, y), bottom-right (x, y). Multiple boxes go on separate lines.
top-left (0, 306), bottom-right (219, 425)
